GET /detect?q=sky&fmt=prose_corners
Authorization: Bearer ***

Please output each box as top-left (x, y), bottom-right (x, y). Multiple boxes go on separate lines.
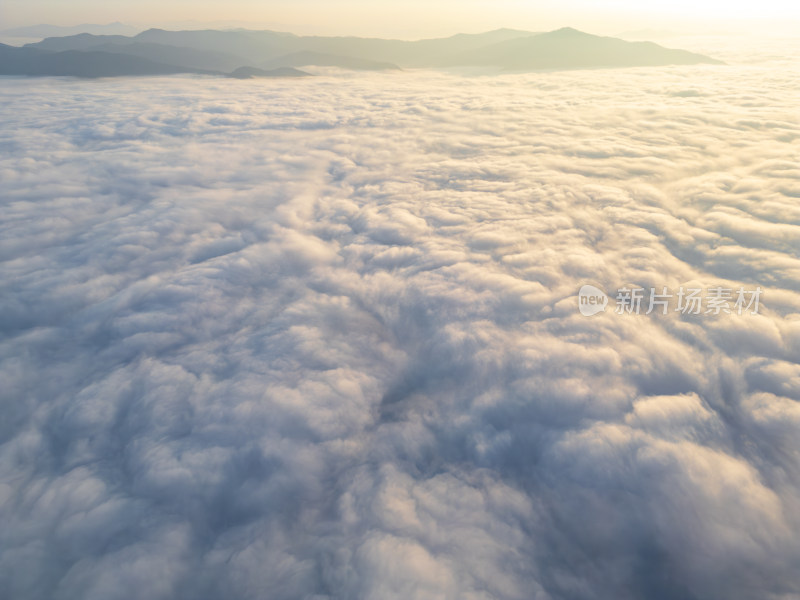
top-left (2, 0), bottom-right (800, 36)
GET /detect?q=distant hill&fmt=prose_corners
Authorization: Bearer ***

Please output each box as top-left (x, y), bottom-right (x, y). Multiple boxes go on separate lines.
top-left (26, 34), bottom-right (247, 71)
top-left (0, 22), bottom-right (139, 38)
top-left (25, 33), bottom-right (137, 52)
top-left (133, 29), bottom-right (298, 63)
top-left (441, 28), bottom-right (724, 69)
top-left (5, 27), bottom-right (724, 78)
top-left (228, 66), bottom-right (311, 79)
top-left (27, 27), bottom-right (538, 68)
top-left (90, 42), bottom-right (247, 72)
top-left (288, 28), bottom-right (537, 67)
top-left (0, 44), bottom-right (214, 77)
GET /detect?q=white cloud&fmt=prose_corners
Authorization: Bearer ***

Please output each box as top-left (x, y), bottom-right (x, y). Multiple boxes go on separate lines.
top-left (1, 49), bottom-right (799, 600)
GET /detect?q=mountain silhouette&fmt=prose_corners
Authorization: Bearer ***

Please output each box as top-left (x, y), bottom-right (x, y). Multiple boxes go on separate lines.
top-left (26, 33), bottom-right (135, 52)
top-left (23, 28), bottom-right (541, 68)
top-left (90, 42), bottom-right (247, 72)
top-left (0, 22), bottom-right (139, 38)
top-left (4, 27), bottom-right (724, 78)
top-left (0, 43), bottom-right (214, 77)
top-left (443, 27), bottom-right (724, 69)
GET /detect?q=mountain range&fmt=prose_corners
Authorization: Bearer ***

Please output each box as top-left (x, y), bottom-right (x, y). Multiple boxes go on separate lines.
top-left (0, 22), bottom-right (140, 38)
top-left (0, 27), bottom-right (723, 78)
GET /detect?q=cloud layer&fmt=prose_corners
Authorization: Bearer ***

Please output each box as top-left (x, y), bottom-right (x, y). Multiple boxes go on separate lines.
top-left (1, 55), bottom-right (799, 599)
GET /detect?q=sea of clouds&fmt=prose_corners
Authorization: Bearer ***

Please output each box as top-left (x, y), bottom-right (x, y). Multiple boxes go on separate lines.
top-left (1, 39), bottom-right (799, 600)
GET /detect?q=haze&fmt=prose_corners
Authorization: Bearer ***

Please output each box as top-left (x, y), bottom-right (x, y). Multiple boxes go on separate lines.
top-left (2, 0), bottom-right (800, 37)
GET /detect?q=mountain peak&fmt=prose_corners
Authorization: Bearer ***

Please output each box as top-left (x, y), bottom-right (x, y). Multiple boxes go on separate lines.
top-left (548, 27), bottom-right (589, 37)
